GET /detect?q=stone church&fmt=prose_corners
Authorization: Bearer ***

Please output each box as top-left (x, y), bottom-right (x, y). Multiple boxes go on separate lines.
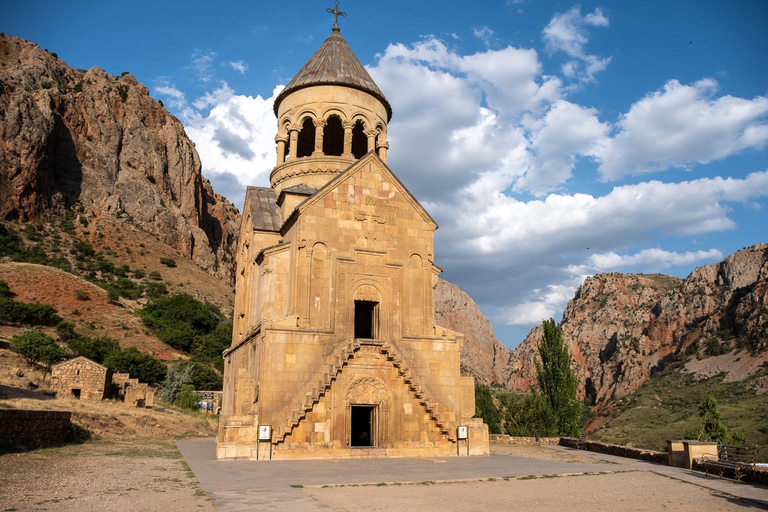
top-left (217, 19), bottom-right (489, 460)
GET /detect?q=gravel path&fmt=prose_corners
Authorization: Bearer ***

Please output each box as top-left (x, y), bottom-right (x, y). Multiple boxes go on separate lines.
top-left (0, 440), bottom-right (215, 512)
top-left (302, 471), bottom-right (757, 511)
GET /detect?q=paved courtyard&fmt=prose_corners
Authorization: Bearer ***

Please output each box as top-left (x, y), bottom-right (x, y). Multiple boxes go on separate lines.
top-left (177, 440), bottom-right (768, 511)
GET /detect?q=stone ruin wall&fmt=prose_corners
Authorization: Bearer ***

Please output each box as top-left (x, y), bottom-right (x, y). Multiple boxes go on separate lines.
top-left (0, 410), bottom-right (71, 449)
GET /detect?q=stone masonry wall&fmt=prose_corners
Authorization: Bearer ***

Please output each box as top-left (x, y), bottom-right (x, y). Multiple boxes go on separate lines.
top-left (50, 358), bottom-right (110, 401)
top-left (0, 410), bottom-right (71, 449)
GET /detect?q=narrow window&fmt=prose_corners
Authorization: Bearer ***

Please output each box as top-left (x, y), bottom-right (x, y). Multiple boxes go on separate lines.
top-left (354, 301), bottom-right (378, 339)
top-left (71, 389), bottom-right (82, 399)
top-left (322, 115), bottom-right (344, 156)
top-left (296, 118), bottom-right (315, 158)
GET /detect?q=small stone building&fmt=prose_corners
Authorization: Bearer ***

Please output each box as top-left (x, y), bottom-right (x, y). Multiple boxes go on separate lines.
top-left (50, 356), bottom-right (111, 401)
top-left (217, 20), bottom-right (489, 460)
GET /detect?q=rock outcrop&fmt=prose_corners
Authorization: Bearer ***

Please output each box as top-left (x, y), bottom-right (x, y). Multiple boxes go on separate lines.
top-left (0, 34), bottom-right (238, 280)
top-left (434, 278), bottom-right (511, 384)
top-left (504, 244), bottom-right (768, 405)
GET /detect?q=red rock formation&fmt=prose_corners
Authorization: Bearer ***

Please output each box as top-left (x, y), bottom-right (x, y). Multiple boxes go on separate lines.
top-left (0, 34), bottom-right (238, 281)
top-left (504, 244), bottom-right (768, 405)
top-left (434, 278), bottom-right (511, 384)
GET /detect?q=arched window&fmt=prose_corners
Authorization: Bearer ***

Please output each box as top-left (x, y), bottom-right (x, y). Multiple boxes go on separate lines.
top-left (322, 115), bottom-right (344, 156)
top-left (351, 120), bottom-right (367, 159)
top-left (296, 118), bottom-right (315, 158)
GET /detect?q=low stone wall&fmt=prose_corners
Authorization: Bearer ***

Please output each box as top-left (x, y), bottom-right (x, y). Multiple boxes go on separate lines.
top-left (0, 409), bottom-right (72, 449)
top-left (559, 437), bottom-right (667, 464)
top-left (489, 434), bottom-right (560, 445)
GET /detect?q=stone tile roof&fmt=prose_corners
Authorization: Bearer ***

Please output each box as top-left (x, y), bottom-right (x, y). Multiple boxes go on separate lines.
top-left (282, 184), bottom-right (318, 196)
top-left (246, 187), bottom-right (282, 232)
top-left (273, 27), bottom-right (392, 120)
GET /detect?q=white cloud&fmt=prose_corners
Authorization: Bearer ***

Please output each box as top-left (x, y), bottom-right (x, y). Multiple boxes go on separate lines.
top-left (543, 6), bottom-right (610, 84)
top-left (154, 25), bottom-right (768, 342)
top-left (597, 79), bottom-right (768, 179)
top-left (472, 26), bottom-right (496, 47)
top-left (190, 49), bottom-right (217, 82)
top-left (580, 248), bottom-right (724, 273)
top-left (229, 60), bottom-right (248, 74)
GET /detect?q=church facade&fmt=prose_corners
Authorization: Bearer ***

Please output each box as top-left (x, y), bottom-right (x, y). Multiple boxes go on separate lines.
top-left (217, 23), bottom-right (489, 460)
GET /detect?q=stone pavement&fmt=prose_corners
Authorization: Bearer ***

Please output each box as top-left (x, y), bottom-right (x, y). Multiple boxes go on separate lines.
top-left (177, 439), bottom-right (768, 511)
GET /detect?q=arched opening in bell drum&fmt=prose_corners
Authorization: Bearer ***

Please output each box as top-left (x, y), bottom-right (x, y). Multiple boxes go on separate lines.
top-left (351, 120), bottom-right (367, 159)
top-left (323, 115), bottom-right (344, 156)
top-left (297, 118), bottom-right (315, 158)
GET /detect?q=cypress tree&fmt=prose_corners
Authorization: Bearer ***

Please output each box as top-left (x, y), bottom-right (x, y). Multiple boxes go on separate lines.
top-left (534, 318), bottom-right (582, 436)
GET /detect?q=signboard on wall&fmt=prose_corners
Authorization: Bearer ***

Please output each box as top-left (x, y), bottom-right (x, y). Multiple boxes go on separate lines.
top-left (457, 426), bottom-right (468, 440)
top-left (258, 425), bottom-right (272, 441)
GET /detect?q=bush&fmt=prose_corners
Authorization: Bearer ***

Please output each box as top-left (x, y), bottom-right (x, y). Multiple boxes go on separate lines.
top-left (57, 322), bottom-right (119, 364)
top-left (0, 297), bottom-right (61, 326)
top-left (474, 383), bottom-right (501, 434)
top-left (103, 347), bottom-right (167, 385)
top-left (149, 271), bottom-right (162, 281)
top-left (74, 289), bottom-right (90, 301)
top-left (133, 269), bottom-right (146, 279)
top-left (11, 331), bottom-right (66, 376)
top-left (159, 257), bottom-right (176, 268)
top-left (138, 294), bottom-right (223, 352)
top-left (175, 384), bottom-right (198, 410)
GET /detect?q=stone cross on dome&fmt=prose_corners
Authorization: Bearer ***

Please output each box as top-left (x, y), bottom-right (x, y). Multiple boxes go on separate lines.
top-left (326, 1), bottom-right (347, 27)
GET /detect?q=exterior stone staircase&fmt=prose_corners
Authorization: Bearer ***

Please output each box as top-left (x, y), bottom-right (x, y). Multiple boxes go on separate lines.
top-left (273, 339), bottom-right (457, 443)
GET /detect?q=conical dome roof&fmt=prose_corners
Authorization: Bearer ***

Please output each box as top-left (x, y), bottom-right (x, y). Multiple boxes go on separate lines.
top-left (273, 27), bottom-right (392, 120)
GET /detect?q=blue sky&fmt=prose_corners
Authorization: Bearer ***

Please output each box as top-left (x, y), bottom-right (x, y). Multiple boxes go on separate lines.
top-left (5, 1), bottom-right (768, 347)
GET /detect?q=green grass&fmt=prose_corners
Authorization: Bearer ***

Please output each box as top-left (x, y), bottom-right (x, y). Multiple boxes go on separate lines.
top-left (589, 359), bottom-right (768, 461)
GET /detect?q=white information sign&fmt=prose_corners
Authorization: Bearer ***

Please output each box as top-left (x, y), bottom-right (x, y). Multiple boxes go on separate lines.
top-left (457, 426), bottom-right (468, 440)
top-left (258, 425), bottom-right (272, 441)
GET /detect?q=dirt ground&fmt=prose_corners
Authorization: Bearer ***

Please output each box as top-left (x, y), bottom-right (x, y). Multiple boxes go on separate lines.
top-left (0, 440), bottom-right (215, 512)
top-left (301, 470), bottom-right (757, 511)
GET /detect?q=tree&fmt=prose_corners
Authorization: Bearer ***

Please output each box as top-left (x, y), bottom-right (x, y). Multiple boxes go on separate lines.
top-left (685, 396), bottom-right (744, 445)
top-left (103, 347), bottom-right (167, 385)
top-left (474, 383), bottom-right (502, 434)
top-left (534, 319), bottom-right (582, 437)
top-left (56, 322), bottom-right (120, 364)
top-left (160, 363), bottom-right (194, 403)
top-left (11, 331), bottom-right (66, 380)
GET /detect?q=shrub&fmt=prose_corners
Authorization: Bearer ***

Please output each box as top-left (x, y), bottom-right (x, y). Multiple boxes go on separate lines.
top-left (149, 271), bottom-right (162, 281)
top-left (159, 257), bottom-right (176, 268)
top-left (175, 384), bottom-right (198, 410)
top-left (0, 297), bottom-right (61, 326)
top-left (133, 269), bottom-right (146, 279)
top-left (74, 289), bottom-right (90, 301)
top-left (11, 331), bottom-right (66, 376)
top-left (57, 323), bottom-right (119, 364)
top-left (116, 84), bottom-right (129, 102)
top-left (103, 347), bottom-right (167, 385)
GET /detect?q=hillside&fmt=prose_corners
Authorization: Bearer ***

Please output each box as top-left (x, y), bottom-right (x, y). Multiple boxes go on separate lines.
top-left (0, 33), bottom-right (239, 281)
top-left (505, 244), bottom-right (768, 405)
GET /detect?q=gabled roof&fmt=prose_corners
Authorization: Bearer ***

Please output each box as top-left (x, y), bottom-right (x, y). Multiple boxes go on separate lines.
top-left (277, 184), bottom-right (317, 205)
top-left (286, 152), bottom-right (437, 232)
top-left (273, 27), bottom-right (392, 121)
top-left (52, 356), bottom-right (108, 371)
top-left (245, 186), bottom-right (282, 232)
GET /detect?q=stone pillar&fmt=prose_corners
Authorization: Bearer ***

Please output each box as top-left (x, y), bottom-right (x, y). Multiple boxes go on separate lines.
top-left (342, 121), bottom-right (354, 158)
top-left (275, 135), bottom-right (288, 166)
top-left (312, 119), bottom-right (326, 156)
top-left (365, 129), bottom-right (377, 154)
top-left (377, 141), bottom-right (389, 163)
top-left (288, 126), bottom-right (298, 160)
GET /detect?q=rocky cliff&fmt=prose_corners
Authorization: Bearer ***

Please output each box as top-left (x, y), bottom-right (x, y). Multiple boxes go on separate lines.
top-left (0, 34), bottom-right (238, 280)
top-left (434, 278), bottom-right (511, 384)
top-left (504, 244), bottom-right (768, 404)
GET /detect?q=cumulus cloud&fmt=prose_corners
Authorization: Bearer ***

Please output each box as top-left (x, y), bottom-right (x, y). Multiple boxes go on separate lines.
top-left (578, 248), bottom-right (724, 273)
top-left (597, 79), bottom-right (768, 179)
top-left (154, 19), bottom-right (767, 344)
top-left (543, 6), bottom-right (610, 84)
